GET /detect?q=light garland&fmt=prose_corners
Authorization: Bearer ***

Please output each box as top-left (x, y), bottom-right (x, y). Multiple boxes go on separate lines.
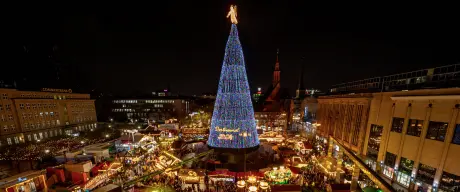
top-left (207, 23), bottom-right (260, 149)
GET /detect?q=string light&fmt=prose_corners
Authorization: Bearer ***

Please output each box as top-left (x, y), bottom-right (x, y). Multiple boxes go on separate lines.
top-left (207, 24), bottom-right (260, 149)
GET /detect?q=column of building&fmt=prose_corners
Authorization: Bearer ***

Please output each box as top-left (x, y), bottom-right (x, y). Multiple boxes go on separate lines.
top-left (394, 102), bottom-right (412, 184)
top-left (432, 105), bottom-right (459, 191)
top-left (410, 103), bottom-right (433, 191)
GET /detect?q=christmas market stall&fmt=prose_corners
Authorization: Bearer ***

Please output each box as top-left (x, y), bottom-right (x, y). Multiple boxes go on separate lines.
top-left (207, 170), bottom-right (237, 183)
top-left (178, 169), bottom-right (206, 184)
top-left (0, 170), bottom-right (47, 192)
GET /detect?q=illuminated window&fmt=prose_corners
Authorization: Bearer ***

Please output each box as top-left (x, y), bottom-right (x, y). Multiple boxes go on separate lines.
top-left (7, 138), bottom-right (12, 145)
top-left (14, 137), bottom-right (19, 144)
top-left (39, 133), bottom-right (43, 139)
top-left (27, 135), bottom-right (31, 141)
top-left (407, 119), bottom-right (423, 137)
top-left (426, 121), bottom-right (448, 141)
top-left (391, 117), bottom-right (404, 133)
top-left (416, 163), bottom-right (436, 185)
top-left (452, 124), bottom-right (460, 145)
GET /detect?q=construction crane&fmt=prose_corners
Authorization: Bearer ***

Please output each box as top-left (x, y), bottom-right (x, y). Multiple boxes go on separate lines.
top-left (122, 149), bottom-right (214, 188)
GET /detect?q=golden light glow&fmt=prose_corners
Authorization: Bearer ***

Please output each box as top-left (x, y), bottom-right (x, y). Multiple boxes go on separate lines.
top-left (227, 5), bottom-right (238, 24)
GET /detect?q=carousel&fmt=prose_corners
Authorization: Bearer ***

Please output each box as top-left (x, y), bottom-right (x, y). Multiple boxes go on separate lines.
top-left (264, 166), bottom-right (292, 184)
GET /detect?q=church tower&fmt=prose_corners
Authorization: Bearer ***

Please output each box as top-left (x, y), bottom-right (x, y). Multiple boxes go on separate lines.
top-left (272, 49), bottom-right (281, 87)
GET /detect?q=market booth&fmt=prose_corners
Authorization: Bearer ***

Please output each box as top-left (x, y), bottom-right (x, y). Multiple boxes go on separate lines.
top-left (0, 170), bottom-right (47, 192)
top-left (207, 170), bottom-right (236, 183)
top-left (178, 169), bottom-right (206, 184)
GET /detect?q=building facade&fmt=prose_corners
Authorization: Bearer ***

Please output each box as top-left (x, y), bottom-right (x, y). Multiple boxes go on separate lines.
top-left (0, 88), bottom-right (97, 146)
top-left (317, 64), bottom-right (460, 191)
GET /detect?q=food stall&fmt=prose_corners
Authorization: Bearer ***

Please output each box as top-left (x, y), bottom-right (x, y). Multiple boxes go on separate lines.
top-left (207, 170), bottom-right (236, 183)
top-left (178, 169), bottom-right (206, 184)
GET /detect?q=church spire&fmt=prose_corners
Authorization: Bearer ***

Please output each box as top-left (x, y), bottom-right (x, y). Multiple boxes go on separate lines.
top-left (296, 57), bottom-right (305, 98)
top-left (272, 49), bottom-right (281, 87)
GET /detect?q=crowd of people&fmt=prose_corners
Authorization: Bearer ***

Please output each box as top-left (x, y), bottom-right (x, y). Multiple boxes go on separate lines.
top-left (0, 136), bottom-right (111, 161)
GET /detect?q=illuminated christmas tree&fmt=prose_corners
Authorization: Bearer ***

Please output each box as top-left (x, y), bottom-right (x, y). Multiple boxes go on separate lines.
top-left (207, 6), bottom-right (260, 149)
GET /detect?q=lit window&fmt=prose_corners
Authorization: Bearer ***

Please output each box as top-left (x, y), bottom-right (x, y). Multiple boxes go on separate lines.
top-left (452, 124), bottom-right (460, 145)
top-left (391, 117), bottom-right (404, 133)
top-left (14, 137), bottom-right (19, 144)
top-left (426, 121), bottom-right (448, 141)
top-left (34, 134), bottom-right (38, 140)
top-left (39, 133), bottom-right (43, 139)
top-left (407, 119), bottom-right (423, 137)
top-left (27, 135), bottom-right (31, 141)
top-left (7, 138), bottom-right (12, 145)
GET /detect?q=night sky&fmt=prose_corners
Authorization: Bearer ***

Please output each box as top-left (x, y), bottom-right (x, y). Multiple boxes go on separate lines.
top-left (4, 2), bottom-right (460, 96)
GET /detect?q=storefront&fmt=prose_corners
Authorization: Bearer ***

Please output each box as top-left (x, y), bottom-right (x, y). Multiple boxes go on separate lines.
top-left (415, 163), bottom-right (436, 192)
top-left (396, 157), bottom-right (414, 187)
top-left (439, 171), bottom-right (460, 192)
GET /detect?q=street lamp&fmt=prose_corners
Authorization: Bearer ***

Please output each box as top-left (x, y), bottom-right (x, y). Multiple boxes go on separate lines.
top-left (237, 180), bottom-right (246, 188)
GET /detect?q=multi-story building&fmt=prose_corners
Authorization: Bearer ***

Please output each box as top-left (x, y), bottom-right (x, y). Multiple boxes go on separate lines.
top-left (107, 96), bottom-right (192, 123)
top-left (0, 88), bottom-right (97, 146)
top-left (317, 64), bottom-right (460, 192)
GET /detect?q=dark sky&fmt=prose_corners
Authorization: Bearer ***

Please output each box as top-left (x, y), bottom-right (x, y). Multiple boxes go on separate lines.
top-left (4, 2), bottom-right (460, 96)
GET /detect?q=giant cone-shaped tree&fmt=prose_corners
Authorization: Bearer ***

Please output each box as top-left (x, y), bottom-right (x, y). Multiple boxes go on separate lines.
top-left (207, 24), bottom-right (260, 149)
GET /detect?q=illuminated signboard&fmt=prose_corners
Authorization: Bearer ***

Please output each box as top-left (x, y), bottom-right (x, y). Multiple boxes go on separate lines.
top-left (41, 88), bottom-right (72, 93)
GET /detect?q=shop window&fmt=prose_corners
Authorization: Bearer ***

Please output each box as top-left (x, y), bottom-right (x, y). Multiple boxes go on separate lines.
top-left (385, 152), bottom-right (397, 167)
top-left (407, 119), bottom-right (423, 137)
top-left (416, 163), bottom-right (436, 185)
top-left (452, 124), bottom-right (460, 145)
top-left (439, 171), bottom-right (460, 192)
top-left (426, 121), bottom-right (448, 142)
top-left (397, 157), bottom-right (414, 187)
top-left (391, 117), bottom-right (404, 133)
top-left (397, 172), bottom-right (410, 187)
